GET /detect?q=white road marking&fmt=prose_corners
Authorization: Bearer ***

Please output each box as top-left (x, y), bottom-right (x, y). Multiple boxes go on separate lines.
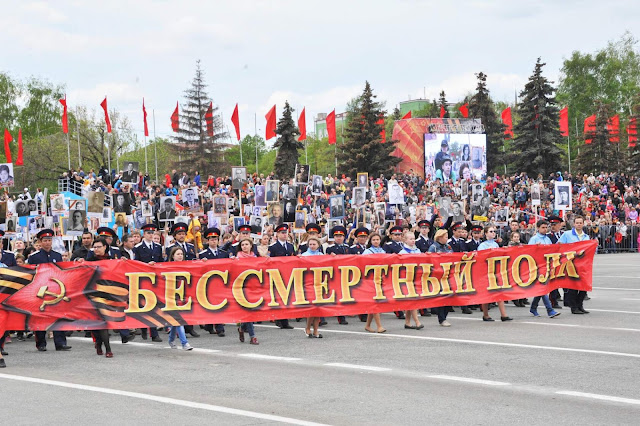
top-left (593, 287), bottom-right (640, 291)
top-left (324, 362), bottom-right (391, 372)
top-left (593, 275), bottom-right (639, 279)
top-left (429, 375), bottom-right (509, 386)
top-left (588, 309), bottom-right (640, 314)
top-left (254, 326), bottom-right (640, 359)
top-left (556, 390), bottom-right (640, 406)
top-left (447, 316), bottom-right (640, 333)
top-left (620, 298), bottom-right (640, 301)
top-left (192, 348), bottom-right (222, 353)
top-left (239, 353), bottom-right (302, 362)
top-left (0, 373), bottom-right (329, 426)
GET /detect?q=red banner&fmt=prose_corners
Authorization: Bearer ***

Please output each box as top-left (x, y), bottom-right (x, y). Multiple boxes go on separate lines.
top-left (0, 241), bottom-right (596, 333)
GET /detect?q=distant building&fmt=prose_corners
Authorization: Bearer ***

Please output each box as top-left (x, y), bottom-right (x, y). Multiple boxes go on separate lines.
top-left (314, 112), bottom-right (347, 139)
top-left (399, 99), bottom-right (430, 117)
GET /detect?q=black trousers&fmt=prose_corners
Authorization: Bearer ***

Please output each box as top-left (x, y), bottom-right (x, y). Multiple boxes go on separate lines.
top-left (92, 329), bottom-right (111, 353)
top-left (35, 331), bottom-right (67, 348)
top-left (566, 289), bottom-right (587, 308)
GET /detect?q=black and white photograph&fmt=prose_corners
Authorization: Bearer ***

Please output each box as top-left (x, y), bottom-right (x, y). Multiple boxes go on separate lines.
top-left (461, 180), bottom-right (469, 199)
top-left (357, 172), bottom-right (368, 188)
top-left (182, 188), bottom-right (200, 210)
top-left (252, 206), bottom-right (264, 217)
top-left (531, 183), bottom-right (541, 206)
top-left (494, 206), bottom-right (509, 226)
top-left (50, 194), bottom-right (66, 215)
top-left (141, 200), bottom-right (153, 217)
top-left (554, 181), bottom-right (572, 211)
top-left (5, 216), bottom-right (16, 233)
top-left (15, 200), bottom-right (29, 217)
top-left (159, 196), bottom-right (176, 221)
top-left (267, 203), bottom-right (283, 226)
top-left (254, 185), bottom-right (266, 207)
top-left (121, 161), bottom-right (139, 183)
top-left (311, 175), bottom-right (323, 195)
top-left (352, 186), bottom-right (366, 207)
top-left (329, 194), bottom-right (345, 219)
top-left (294, 210), bottom-right (306, 232)
top-left (102, 207), bottom-right (112, 222)
top-left (471, 195), bottom-right (491, 220)
top-left (265, 180), bottom-right (280, 203)
top-left (66, 209), bottom-right (86, 234)
top-left (425, 205), bottom-right (435, 221)
top-left (207, 212), bottom-right (220, 230)
top-left (0, 163), bottom-right (15, 188)
top-left (113, 192), bottom-right (132, 215)
top-left (233, 216), bottom-right (245, 232)
top-left (326, 219), bottom-right (341, 239)
top-left (70, 199), bottom-right (86, 211)
top-left (87, 191), bottom-right (105, 214)
top-left (437, 197), bottom-right (452, 222)
top-left (283, 184), bottom-right (296, 200)
top-left (451, 201), bottom-right (465, 223)
top-left (212, 195), bottom-right (227, 215)
top-left (249, 214), bottom-right (264, 230)
top-left (232, 167), bottom-right (247, 190)
top-left (27, 199), bottom-right (38, 215)
top-left (388, 182), bottom-right (404, 204)
top-left (283, 198), bottom-right (297, 223)
top-left (471, 183), bottom-right (484, 206)
top-left (295, 164), bottom-right (310, 184)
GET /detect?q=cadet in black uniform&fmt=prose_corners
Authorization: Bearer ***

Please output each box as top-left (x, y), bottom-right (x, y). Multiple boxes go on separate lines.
top-left (0, 230), bottom-right (17, 266)
top-left (97, 227), bottom-right (121, 259)
top-left (326, 225), bottom-right (351, 324)
top-left (349, 227), bottom-right (369, 254)
top-left (222, 224), bottom-right (258, 257)
top-left (28, 229), bottom-right (72, 352)
top-left (298, 223), bottom-right (324, 255)
top-left (268, 224), bottom-right (295, 329)
top-left (415, 220), bottom-right (433, 253)
top-left (448, 222), bottom-right (468, 253)
top-left (547, 215), bottom-right (564, 308)
top-left (465, 224), bottom-right (484, 251)
top-left (384, 225), bottom-right (405, 319)
top-left (198, 227), bottom-right (229, 336)
top-left (168, 222), bottom-right (197, 260)
top-left (133, 224), bottom-right (163, 342)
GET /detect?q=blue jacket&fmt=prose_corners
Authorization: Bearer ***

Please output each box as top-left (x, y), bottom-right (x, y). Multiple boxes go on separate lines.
top-left (558, 229), bottom-right (590, 243)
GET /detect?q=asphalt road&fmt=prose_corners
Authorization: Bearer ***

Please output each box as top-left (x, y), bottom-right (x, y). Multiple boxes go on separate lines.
top-left (1, 254), bottom-right (639, 425)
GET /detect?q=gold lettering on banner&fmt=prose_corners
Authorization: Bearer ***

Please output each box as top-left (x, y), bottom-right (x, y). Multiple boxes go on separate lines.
top-left (124, 272), bottom-right (157, 313)
top-left (486, 256), bottom-right (511, 290)
top-left (364, 265), bottom-right (389, 300)
top-left (195, 270), bottom-right (228, 311)
top-left (390, 264), bottom-right (418, 299)
top-left (453, 254), bottom-right (476, 294)
top-left (439, 263), bottom-right (454, 295)
top-left (419, 264), bottom-right (440, 297)
top-left (310, 266), bottom-right (335, 304)
top-left (511, 255), bottom-right (537, 287)
top-left (338, 266), bottom-right (361, 303)
top-left (161, 272), bottom-right (192, 311)
top-left (538, 253), bottom-right (561, 284)
top-left (233, 270), bottom-right (264, 309)
top-left (556, 251), bottom-right (581, 279)
top-left (266, 268), bottom-right (309, 307)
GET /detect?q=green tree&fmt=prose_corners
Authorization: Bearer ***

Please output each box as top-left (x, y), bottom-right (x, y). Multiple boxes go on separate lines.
top-left (413, 99), bottom-right (439, 118)
top-left (468, 72), bottom-right (505, 175)
top-left (339, 81), bottom-right (401, 177)
top-left (575, 101), bottom-right (620, 174)
top-left (119, 137), bottom-right (173, 182)
top-left (224, 135), bottom-right (269, 174)
top-left (438, 90), bottom-right (449, 118)
top-left (629, 97), bottom-right (640, 175)
top-left (172, 60), bottom-right (227, 176)
top-left (511, 59), bottom-right (565, 178)
top-left (273, 101), bottom-right (303, 180)
top-left (0, 72), bottom-right (21, 129)
top-left (18, 77), bottom-right (65, 139)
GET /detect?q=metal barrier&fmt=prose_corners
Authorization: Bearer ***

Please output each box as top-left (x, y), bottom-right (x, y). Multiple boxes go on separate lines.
top-left (57, 178), bottom-right (112, 207)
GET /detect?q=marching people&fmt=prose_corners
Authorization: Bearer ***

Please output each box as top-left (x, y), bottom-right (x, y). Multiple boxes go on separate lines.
top-left (361, 233), bottom-right (387, 333)
top-left (234, 238), bottom-right (259, 345)
top-left (133, 224), bottom-right (164, 342)
top-left (268, 224), bottom-right (295, 330)
top-left (85, 237), bottom-right (115, 358)
top-left (301, 237), bottom-right (324, 338)
top-left (325, 225), bottom-right (351, 325)
top-left (198, 227), bottom-right (229, 336)
top-left (477, 225), bottom-right (513, 322)
top-left (427, 229), bottom-right (453, 327)
top-left (168, 222), bottom-right (199, 337)
top-left (527, 220), bottom-right (561, 318)
top-left (399, 231), bottom-right (424, 330)
top-left (166, 246), bottom-right (194, 351)
top-left (558, 215), bottom-right (592, 314)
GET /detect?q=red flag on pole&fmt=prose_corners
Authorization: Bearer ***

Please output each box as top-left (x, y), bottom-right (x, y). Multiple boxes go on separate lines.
top-left (3, 129), bottom-right (12, 163)
top-left (376, 116), bottom-right (386, 143)
top-left (439, 105), bottom-right (446, 119)
top-left (231, 104), bottom-right (240, 141)
top-left (559, 106), bottom-right (569, 137)
top-left (607, 114), bottom-right (620, 143)
top-left (171, 102), bottom-right (179, 132)
top-left (100, 97), bottom-right (111, 133)
top-left (298, 107), bottom-right (307, 141)
top-left (327, 110), bottom-right (336, 145)
top-left (501, 107), bottom-right (513, 139)
top-left (59, 96), bottom-right (68, 134)
top-left (16, 129), bottom-right (23, 166)
top-left (584, 115), bottom-right (596, 144)
top-left (265, 105), bottom-right (276, 140)
top-left (142, 99), bottom-right (149, 137)
top-left (402, 111), bottom-right (412, 120)
top-left (205, 102), bottom-right (214, 137)
top-left (459, 103), bottom-right (469, 118)
top-left (629, 117), bottom-right (638, 147)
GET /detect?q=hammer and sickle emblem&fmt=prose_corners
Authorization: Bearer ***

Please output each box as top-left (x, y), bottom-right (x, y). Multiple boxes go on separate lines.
top-left (36, 278), bottom-right (70, 312)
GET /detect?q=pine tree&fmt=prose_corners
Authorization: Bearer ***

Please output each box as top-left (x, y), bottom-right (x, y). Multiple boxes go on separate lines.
top-left (172, 60), bottom-right (227, 177)
top-left (392, 107), bottom-right (401, 120)
top-left (438, 90), bottom-right (449, 118)
top-left (468, 72), bottom-right (505, 175)
top-left (431, 99), bottom-right (438, 117)
top-left (511, 59), bottom-right (565, 177)
top-left (273, 101), bottom-right (303, 180)
top-left (575, 101), bottom-right (619, 174)
top-left (339, 81), bottom-right (401, 177)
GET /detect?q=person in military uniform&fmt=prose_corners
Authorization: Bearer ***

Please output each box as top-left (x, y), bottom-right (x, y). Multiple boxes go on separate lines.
top-left (415, 220), bottom-right (433, 253)
top-left (384, 225), bottom-right (404, 254)
top-left (96, 227), bottom-right (121, 259)
top-left (222, 224), bottom-right (258, 257)
top-left (349, 227), bottom-right (370, 254)
top-left (0, 230), bottom-right (16, 266)
top-left (168, 222), bottom-right (197, 260)
top-left (326, 225), bottom-right (351, 324)
top-left (198, 227), bottom-right (229, 336)
top-left (546, 215), bottom-right (564, 308)
top-left (133, 224), bottom-right (163, 342)
top-left (298, 223), bottom-right (324, 255)
top-left (28, 229), bottom-right (72, 352)
top-left (268, 224), bottom-right (295, 329)
top-left (448, 222), bottom-right (468, 253)
top-left (465, 224), bottom-right (484, 251)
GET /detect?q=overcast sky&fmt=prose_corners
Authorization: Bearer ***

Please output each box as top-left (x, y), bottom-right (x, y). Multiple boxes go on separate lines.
top-left (1, 0), bottom-right (638, 144)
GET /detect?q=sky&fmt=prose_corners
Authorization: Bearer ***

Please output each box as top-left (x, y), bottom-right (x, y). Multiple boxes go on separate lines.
top-left (1, 0), bottom-right (638, 146)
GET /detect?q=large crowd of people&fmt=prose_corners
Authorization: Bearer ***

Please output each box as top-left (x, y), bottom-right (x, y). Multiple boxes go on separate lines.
top-left (0, 165), bottom-right (638, 368)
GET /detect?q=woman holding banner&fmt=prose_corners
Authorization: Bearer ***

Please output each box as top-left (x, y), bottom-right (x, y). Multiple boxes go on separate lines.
top-left (428, 230), bottom-right (453, 327)
top-left (86, 237), bottom-right (115, 358)
top-left (362, 233), bottom-right (386, 333)
top-left (166, 247), bottom-right (194, 351)
top-left (301, 237), bottom-right (324, 338)
top-left (399, 231), bottom-right (423, 330)
top-left (477, 226), bottom-right (513, 322)
top-left (235, 239), bottom-right (259, 345)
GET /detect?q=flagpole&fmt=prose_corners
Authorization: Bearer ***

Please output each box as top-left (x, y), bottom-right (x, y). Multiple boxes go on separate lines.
top-left (153, 109), bottom-right (158, 182)
top-left (144, 132), bottom-right (148, 175)
top-left (76, 106), bottom-right (82, 168)
top-left (254, 113), bottom-right (258, 175)
top-left (66, 129), bottom-right (71, 170)
top-left (567, 133), bottom-right (571, 175)
top-left (107, 128), bottom-right (111, 178)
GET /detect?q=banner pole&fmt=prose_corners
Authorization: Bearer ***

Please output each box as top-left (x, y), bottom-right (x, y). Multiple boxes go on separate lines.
top-left (66, 130), bottom-right (71, 170)
top-left (76, 106), bottom-right (81, 168)
top-left (153, 109), bottom-right (158, 182)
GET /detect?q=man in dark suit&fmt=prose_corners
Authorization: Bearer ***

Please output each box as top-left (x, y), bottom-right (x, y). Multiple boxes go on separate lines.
top-left (326, 225), bottom-right (351, 324)
top-left (198, 227), bottom-right (230, 336)
top-left (268, 224), bottom-right (295, 329)
top-left (416, 220), bottom-right (434, 253)
top-left (159, 197), bottom-right (176, 221)
top-left (133, 223), bottom-right (163, 342)
top-left (122, 163), bottom-right (138, 183)
top-left (547, 215), bottom-right (564, 308)
top-left (384, 226), bottom-right (404, 254)
top-left (168, 222), bottom-right (196, 260)
top-left (349, 227), bottom-right (369, 254)
top-left (28, 229), bottom-right (71, 352)
top-left (448, 222), bottom-right (468, 253)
